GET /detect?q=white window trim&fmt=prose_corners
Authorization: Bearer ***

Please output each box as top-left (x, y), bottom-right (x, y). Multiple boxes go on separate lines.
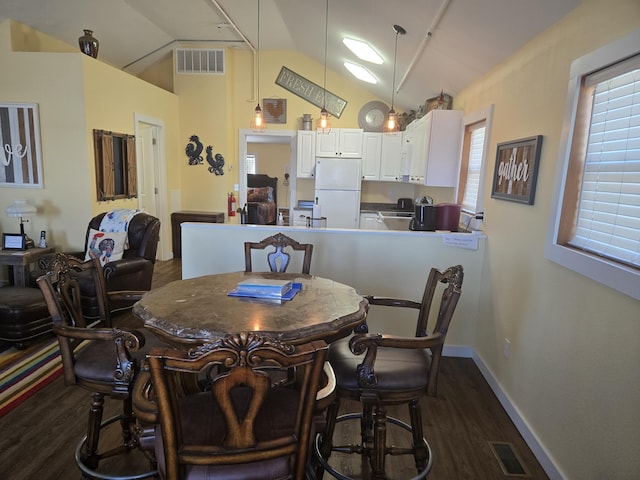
top-left (545, 28), bottom-right (640, 301)
top-left (459, 105), bottom-right (494, 231)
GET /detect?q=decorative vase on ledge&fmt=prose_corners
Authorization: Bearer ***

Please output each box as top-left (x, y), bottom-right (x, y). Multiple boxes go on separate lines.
top-left (78, 29), bottom-right (99, 58)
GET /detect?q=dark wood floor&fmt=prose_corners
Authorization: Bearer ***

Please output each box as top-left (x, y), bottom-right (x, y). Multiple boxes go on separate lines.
top-left (0, 260), bottom-right (549, 479)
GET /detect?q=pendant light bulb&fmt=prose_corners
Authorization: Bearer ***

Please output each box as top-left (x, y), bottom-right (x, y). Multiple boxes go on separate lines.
top-left (251, 0), bottom-right (265, 131)
top-left (318, 0), bottom-right (331, 132)
top-left (386, 108), bottom-right (398, 132)
top-left (253, 103), bottom-right (265, 130)
top-left (319, 107), bottom-right (329, 130)
top-left (384, 24), bottom-right (406, 133)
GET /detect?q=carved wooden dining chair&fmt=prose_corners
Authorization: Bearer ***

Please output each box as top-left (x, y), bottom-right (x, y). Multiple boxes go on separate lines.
top-left (244, 232), bottom-right (313, 274)
top-left (36, 253), bottom-right (160, 480)
top-left (147, 333), bottom-right (328, 480)
top-left (314, 265), bottom-right (464, 479)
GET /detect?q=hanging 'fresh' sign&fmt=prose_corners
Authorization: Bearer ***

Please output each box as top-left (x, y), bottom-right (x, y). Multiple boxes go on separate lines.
top-left (275, 66), bottom-right (347, 118)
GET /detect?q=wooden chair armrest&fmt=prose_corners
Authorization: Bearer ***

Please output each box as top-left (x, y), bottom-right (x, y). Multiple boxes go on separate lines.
top-left (364, 296), bottom-right (421, 310)
top-left (107, 290), bottom-right (146, 304)
top-left (52, 324), bottom-right (145, 351)
top-left (348, 333), bottom-right (444, 388)
top-left (53, 325), bottom-right (145, 396)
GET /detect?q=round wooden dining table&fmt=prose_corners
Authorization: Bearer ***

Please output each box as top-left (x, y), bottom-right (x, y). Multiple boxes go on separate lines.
top-left (133, 271), bottom-right (368, 346)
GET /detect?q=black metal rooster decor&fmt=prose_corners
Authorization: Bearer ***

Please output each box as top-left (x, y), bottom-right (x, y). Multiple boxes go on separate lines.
top-left (185, 135), bottom-right (204, 165)
top-left (206, 146), bottom-right (225, 175)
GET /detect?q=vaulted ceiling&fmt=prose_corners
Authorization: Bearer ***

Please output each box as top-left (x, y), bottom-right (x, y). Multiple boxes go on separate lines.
top-left (0, 0), bottom-right (581, 112)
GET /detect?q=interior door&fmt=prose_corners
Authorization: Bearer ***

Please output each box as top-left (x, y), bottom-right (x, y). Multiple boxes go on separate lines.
top-left (137, 125), bottom-right (158, 217)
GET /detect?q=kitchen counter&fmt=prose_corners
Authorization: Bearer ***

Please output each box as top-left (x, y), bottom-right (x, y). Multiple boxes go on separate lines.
top-left (360, 202), bottom-right (413, 214)
top-left (180, 222), bottom-right (485, 351)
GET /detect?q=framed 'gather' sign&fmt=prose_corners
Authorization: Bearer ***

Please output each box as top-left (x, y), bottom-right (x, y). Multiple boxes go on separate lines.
top-left (0, 103), bottom-right (43, 188)
top-left (491, 135), bottom-right (542, 205)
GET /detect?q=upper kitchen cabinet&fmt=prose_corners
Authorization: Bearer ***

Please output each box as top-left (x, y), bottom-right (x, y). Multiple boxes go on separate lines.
top-left (361, 132), bottom-right (382, 180)
top-left (403, 110), bottom-right (463, 187)
top-left (361, 132), bottom-right (403, 181)
top-left (297, 130), bottom-right (316, 178)
top-left (380, 132), bottom-right (403, 181)
top-left (316, 128), bottom-right (363, 158)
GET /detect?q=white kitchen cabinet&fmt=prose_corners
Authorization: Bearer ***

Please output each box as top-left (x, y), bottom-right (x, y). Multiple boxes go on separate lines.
top-left (359, 212), bottom-right (387, 230)
top-left (407, 115), bottom-right (427, 184)
top-left (316, 128), bottom-right (363, 158)
top-left (403, 110), bottom-right (463, 187)
top-left (296, 130), bottom-right (316, 178)
top-left (291, 208), bottom-right (311, 227)
top-left (380, 132), bottom-right (403, 181)
top-left (361, 133), bottom-right (382, 180)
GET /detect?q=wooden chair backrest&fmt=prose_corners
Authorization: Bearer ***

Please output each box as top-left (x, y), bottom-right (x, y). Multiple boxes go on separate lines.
top-left (415, 264), bottom-right (464, 339)
top-left (148, 334), bottom-right (328, 480)
top-left (36, 253), bottom-right (117, 387)
top-left (244, 232), bottom-right (313, 274)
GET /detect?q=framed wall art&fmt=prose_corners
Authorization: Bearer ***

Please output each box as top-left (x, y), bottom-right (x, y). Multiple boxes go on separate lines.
top-left (0, 103), bottom-right (44, 188)
top-left (491, 135), bottom-right (543, 205)
top-left (263, 98), bottom-right (287, 124)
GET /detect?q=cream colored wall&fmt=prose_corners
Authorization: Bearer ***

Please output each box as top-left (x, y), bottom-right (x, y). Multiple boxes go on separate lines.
top-left (174, 46), bottom-right (393, 218)
top-left (0, 21), bottom-right (90, 252)
top-left (0, 20), bottom-right (180, 255)
top-left (82, 55), bottom-right (181, 254)
top-left (454, 1), bottom-right (640, 478)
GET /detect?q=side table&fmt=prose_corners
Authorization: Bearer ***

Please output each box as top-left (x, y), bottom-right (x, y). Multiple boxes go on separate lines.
top-left (0, 247), bottom-right (55, 287)
top-left (171, 211), bottom-right (225, 258)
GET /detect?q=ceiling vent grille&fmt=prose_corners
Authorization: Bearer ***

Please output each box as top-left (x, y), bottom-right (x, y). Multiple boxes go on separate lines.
top-left (175, 48), bottom-right (225, 75)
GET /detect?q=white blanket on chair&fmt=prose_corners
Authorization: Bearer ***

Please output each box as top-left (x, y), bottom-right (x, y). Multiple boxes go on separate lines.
top-left (99, 209), bottom-right (140, 248)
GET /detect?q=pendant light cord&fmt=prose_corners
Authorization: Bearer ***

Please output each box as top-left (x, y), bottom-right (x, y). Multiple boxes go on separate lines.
top-left (391, 30), bottom-right (399, 109)
top-left (390, 25), bottom-right (405, 110)
top-left (323, 0), bottom-right (328, 108)
top-left (257, 0), bottom-right (261, 103)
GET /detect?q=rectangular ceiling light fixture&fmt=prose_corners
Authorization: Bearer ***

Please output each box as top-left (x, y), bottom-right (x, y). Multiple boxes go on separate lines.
top-left (344, 62), bottom-right (378, 84)
top-left (343, 38), bottom-right (383, 64)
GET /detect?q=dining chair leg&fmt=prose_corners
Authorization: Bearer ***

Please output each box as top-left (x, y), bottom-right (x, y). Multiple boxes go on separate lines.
top-left (360, 400), bottom-right (374, 447)
top-left (84, 392), bottom-right (106, 469)
top-left (371, 401), bottom-right (388, 479)
top-left (120, 395), bottom-right (136, 447)
top-left (408, 399), bottom-right (429, 472)
top-left (314, 398), bottom-right (341, 479)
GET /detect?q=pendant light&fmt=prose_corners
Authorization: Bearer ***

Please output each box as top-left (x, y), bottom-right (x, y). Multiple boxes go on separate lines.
top-left (251, 0), bottom-right (265, 131)
top-left (384, 24), bottom-right (406, 133)
top-left (318, 0), bottom-right (330, 131)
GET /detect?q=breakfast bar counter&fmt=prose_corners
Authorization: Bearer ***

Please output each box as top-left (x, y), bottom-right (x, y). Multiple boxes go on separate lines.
top-left (180, 223), bottom-right (486, 350)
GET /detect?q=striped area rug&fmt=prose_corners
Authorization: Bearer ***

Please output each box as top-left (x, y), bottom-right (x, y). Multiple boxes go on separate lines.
top-left (0, 338), bottom-right (62, 417)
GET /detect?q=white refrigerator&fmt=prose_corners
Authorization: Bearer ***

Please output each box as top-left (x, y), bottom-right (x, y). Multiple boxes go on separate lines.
top-left (314, 157), bottom-right (361, 229)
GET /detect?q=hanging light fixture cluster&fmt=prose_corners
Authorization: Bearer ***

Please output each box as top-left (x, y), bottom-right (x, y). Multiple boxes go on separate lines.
top-left (318, 0), bottom-right (330, 131)
top-left (384, 24), bottom-right (406, 133)
top-left (251, 0), bottom-right (265, 131)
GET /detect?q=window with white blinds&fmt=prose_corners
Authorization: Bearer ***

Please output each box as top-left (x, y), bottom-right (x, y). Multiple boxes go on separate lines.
top-left (461, 122), bottom-right (486, 213)
top-left (546, 30), bottom-right (640, 301)
top-left (568, 56), bottom-right (640, 268)
top-left (245, 154), bottom-right (256, 175)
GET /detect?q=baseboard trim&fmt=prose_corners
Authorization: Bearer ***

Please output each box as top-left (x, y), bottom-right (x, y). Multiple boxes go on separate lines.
top-left (471, 351), bottom-right (565, 480)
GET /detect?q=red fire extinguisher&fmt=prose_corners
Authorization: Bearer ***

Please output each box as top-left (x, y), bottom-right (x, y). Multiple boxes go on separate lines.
top-left (228, 192), bottom-right (236, 217)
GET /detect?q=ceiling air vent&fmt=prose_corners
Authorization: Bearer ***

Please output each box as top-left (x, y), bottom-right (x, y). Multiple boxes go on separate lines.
top-left (175, 48), bottom-right (225, 75)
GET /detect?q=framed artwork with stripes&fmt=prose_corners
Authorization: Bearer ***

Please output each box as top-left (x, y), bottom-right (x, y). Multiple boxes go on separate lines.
top-left (0, 103), bottom-right (43, 188)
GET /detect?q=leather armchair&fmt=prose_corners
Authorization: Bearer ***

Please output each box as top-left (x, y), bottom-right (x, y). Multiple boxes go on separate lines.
top-left (36, 211), bottom-right (161, 319)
